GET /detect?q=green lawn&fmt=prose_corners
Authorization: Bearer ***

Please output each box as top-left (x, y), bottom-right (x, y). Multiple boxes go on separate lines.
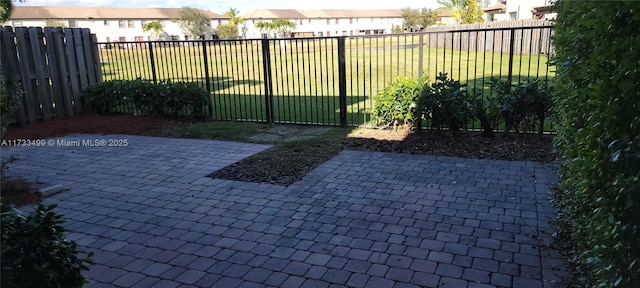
top-left (99, 35), bottom-right (554, 127)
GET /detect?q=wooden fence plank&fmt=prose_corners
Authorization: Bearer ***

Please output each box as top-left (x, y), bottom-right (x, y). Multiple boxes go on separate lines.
top-left (81, 29), bottom-right (97, 86)
top-left (1, 26), bottom-right (27, 126)
top-left (64, 28), bottom-right (83, 114)
top-left (90, 33), bottom-right (103, 84)
top-left (44, 27), bottom-right (67, 118)
top-left (14, 27), bottom-right (38, 124)
top-left (28, 27), bottom-right (53, 121)
top-left (423, 20), bottom-right (554, 55)
top-left (73, 29), bottom-right (89, 91)
top-left (51, 27), bottom-right (74, 117)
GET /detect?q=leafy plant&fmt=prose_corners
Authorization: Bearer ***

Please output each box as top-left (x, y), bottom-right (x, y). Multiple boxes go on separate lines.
top-left (400, 8), bottom-right (438, 31)
top-left (371, 77), bottom-right (424, 128)
top-left (1, 203), bottom-right (93, 288)
top-left (554, 0), bottom-right (640, 287)
top-left (81, 79), bottom-right (131, 114)
top-left (155, 80), bottom-right (208, 119)
top-left (415, 72), bottom-right (473, 131)
top-left (0, 68), bottom-right (21, 140)
top-left (216, 23), bottom-right (239, 39)
top-left (82, 79), bottom-right (209, 120)
top-left (486, 78), bottom-right (553, 137)
top-left (142, 20), bottom-right (163, 40)
top-left (177, 7), bottom-right (210, 39)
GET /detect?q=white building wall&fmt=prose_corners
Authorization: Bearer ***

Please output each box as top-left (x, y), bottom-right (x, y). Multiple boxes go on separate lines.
top-left (6, 18), bottom-right (228, 42)
top-left (243, 16), bottom-right (403, 39)
top-left (505, 0), bottom-right (550, 20)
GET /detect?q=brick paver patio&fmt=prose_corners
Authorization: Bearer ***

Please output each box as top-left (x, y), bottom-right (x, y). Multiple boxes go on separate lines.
top-left (2, 134), bottom-right (567, 287)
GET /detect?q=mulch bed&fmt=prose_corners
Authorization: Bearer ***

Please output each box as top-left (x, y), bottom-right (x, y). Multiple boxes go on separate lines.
top-left (3, 114), bottom-right (186, 141)
top-left (341, 129), bottom-right (554, 163)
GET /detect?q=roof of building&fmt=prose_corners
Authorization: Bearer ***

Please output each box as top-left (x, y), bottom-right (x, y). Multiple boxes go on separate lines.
top-left (242, 9), bottom-right (403, 19)
top-left (11, 6), bottom-right (228, 20)
top-left (483, 3), bottom-right (507, 13)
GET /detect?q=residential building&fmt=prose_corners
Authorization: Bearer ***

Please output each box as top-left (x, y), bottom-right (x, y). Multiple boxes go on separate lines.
top-left (482, 0), bottom-right (555, 21)
top-left (6, 6), bottom-right (229, 43)
top-left (240, 9), bottom-right (404, 38)
top-left (435, 10), bottom-right (456, 26)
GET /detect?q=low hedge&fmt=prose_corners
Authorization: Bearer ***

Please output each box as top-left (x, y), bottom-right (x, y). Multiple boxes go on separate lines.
top-left (82, 79), bottom-right (209, 120)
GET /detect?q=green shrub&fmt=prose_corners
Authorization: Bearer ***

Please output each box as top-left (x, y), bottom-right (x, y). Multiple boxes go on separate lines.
top-left (487, 78), bottom-right (553, 136)
top-left (82, 79), bottom-right (150, 114)
top-left (415, 72), bottom-right (473, 131)
top-left (1, 203), bottom-right (93, 288)
top-left (554, 0), bottom-right (640, 286)
top-left (156, 81), bottom-right (208, 119)
top-left (82, 79), bottom-right (209, 120)
top-left (371, 77), bottom-right (424, 127)
top-left (0, 68), bottom-right (20, 140)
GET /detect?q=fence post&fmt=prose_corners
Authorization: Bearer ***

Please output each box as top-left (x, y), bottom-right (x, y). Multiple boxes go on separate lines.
top-left (507, 28), bottom-right (515, 83)
top-left (261, 38), bottom-right (273, 123)
top-left (201, 41), bottom-right (210, 92)
top-left (338, 36), bottom-right (347, 127)
top-left (201, 41), bottom-right (213, 117)
top-left (147, 42), bottom-right (157, 84)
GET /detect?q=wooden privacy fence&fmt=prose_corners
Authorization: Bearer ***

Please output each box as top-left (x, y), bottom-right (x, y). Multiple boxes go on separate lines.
top-left (0, 26), bottom-right (102, 126)
top-left (423, 20), bottom-right (555, 55)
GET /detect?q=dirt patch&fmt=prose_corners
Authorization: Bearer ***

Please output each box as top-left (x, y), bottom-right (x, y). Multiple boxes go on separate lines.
top-left (343, 127), bottom-right (554, 163)
top-left (249, 126), bottom-right (331, 142)
top-left (0, 176), bottom-right (43, 207)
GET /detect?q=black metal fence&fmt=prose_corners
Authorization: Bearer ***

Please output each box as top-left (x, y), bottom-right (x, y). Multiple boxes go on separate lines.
top-left (97, 25), bottom-right (554, 128)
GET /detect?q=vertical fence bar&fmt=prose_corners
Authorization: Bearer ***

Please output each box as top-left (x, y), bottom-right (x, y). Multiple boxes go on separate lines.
top-left (201, 41), bottom-right (212, 117)
top-left (148, 42), bottom-right (157, 84)
top-left (338, 36), bottom-right (347, 127)
top-left (507, 28), bottom-right (515, 83)
top-left (261, 38), bottom-right (273, 123)
top-left (201, 41), bottom-right (210, 92)
top-left (418, 34), bottom-right (424, 77)
top-left (317, 39), bottom-right (326, 124)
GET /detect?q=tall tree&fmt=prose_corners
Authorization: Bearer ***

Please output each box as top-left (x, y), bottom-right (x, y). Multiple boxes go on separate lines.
top-left (223, 7), bottom-right (244, 25)
top-left (255, 21), bottom-right (273, 38)
top-left (177, 7), bottom-right (210, 39)
top-left (401, 8), bottom-right (421, 32)
top-left (222, 7), bottom-right (244, 38)
top-left (271, 18), bottom-right (296, 38)
top-left (0, 0), bottom-right (23, 22)
top-left (142, 20), bottom-right (163, 40)
top-left (461, 0), bottom-right (484, 24)
top-left (436, 0), bottom-right (465, 24)
top-left (216, 23), bottom-right (238, 39)
top-left (401, 8), bottom-right (438, 32)
top-left (420, 8), bottom-right (438, 28)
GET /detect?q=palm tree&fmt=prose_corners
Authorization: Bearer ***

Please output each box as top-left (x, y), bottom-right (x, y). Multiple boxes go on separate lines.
top-left (223, 7), bottom-right (246, 38)
top-left (272, 19), bottom-right (296, 38)
top-left (437, 0), bottom-right (466, 24)
top-left (255, 21), bottom-right (273, 38)
top-left (142, 20), bottom-right (163, 40)
top-left (223, 7), bottom-right (244, 25)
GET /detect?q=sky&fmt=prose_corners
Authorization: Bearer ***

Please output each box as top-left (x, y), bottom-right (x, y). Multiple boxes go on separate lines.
top-left (16, 0), bottom-right (443, 15)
